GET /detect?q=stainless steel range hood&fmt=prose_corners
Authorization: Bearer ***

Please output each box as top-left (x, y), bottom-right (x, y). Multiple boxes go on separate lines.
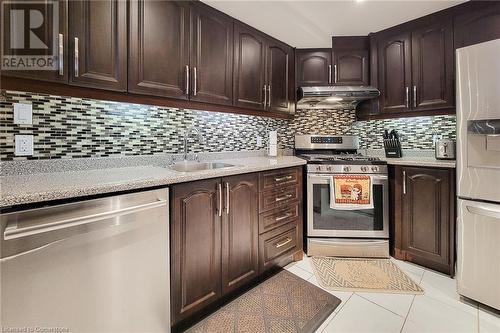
top-left (297, 86), bottom-right (380, 110)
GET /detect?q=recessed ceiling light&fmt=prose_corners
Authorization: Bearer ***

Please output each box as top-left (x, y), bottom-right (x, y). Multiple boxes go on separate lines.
top-left (356, 0), bottom-right (365, 3)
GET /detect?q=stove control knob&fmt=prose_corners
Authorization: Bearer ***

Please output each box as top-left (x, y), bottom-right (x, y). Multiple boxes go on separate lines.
top-left (343, 166), bottom-right (351, 172)
top-left (361, 166), bottom-right (368, 172)
top-left (371, 166), bottom-right (379, 172)
top-left (326, 166), bottom-right (332, 172)
top-left (316, 165), bottom-right (322, 172)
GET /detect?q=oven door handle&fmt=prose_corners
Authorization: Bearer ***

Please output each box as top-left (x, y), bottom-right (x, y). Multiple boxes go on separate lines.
top-left (308, 174), bottom-right (388, 182)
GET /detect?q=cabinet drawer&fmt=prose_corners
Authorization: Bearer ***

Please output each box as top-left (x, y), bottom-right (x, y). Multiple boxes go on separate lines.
top-left (259, 224), bottom-right (299, 272)
top-left (259, 203), bottom-right (299, 234)
top-left (259, 167), bottom-right (300, 191)
top-left (259, 185), bottom-right (300, 213)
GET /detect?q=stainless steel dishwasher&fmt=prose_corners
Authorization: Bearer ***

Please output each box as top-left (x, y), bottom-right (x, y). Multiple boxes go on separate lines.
top-left (0, 188), bottom-right (170, 333)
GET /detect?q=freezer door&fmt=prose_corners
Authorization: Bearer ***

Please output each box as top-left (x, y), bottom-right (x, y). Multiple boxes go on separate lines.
top-left (456, 39), bottom-right (500, 202)
top-left (457, 199), bottom-right (500, 310)
top-left (0, 189), bottom-right (170, 332)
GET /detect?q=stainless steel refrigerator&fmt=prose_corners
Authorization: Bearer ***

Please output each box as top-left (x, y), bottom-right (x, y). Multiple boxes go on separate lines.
top-left (456, 38), bottom-right (500, 310)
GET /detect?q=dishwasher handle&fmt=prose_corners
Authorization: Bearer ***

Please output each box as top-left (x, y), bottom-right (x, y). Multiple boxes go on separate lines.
top-left (4, 198), bottom-right (168, 241)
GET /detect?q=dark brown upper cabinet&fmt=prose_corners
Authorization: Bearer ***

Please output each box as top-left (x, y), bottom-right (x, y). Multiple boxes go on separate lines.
top-left (1, 0), bottom-right (68, 83)
top-left (454, 2), bottom-right (500, 49)
top-left (296, 49), bottom-right (332, 86)
top-left (393, 166), bottom-right (455, 276)
top-left (233, 22), bottom-right (294, 113)
top-left (129, 1), bottom-right (233, 104)
top-left (189, 2), bottom-right (233, 105)
top-left (374, 16), bottom-right (454, 116)
top-left (332, 36), bottom-right (369, 86)
top-left (221, 173), bottom-right (259, 295)
top-left (129, 0), bottom-right (190, 99)
top-left (233, 23), bottom-right (267, 110)
top-left (69, 0), bottom-right (127, 91)
top-left (266, 40), bottom-right (294, 113)
top-left (411, 19), bottom-right (454, 111)
top-left (376, 31), bottom-right (412, 114)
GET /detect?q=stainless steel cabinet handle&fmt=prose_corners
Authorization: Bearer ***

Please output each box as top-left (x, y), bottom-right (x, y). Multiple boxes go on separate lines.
top-left (193, 66), bottom-right (197, 96)
top-left (275, 194), bottom-right (292, 202)
top-left (58, 33), bottom-right (64, 76)
top-left (405, 87), bottom-right (409, 108)
top-left (275, 238), bottom-right (292, 248)
top-left (328, 65), bottom-right (332, 84)
top-left (185, 65), bottom-right (189, 95)
top-left (3, 199), bottom-right (167, 241)
top-left (267, 85), bottom-right (271, 107)
top-left (334, 64), bottom-right (338, 83)
top-left (225, 182), bottom-right (229, 215)
top-left (413, 85), bottom-right (417, 108)
top-left (275, 175), bottom-right (292, 182)
top-left (402, 170), bottom-right (406, 194)
top-left (74, 37), bottom-right (79, 77)
top-left (218, 183), bottom-right (222, 217)
top-left (466, 205), bottom-right (500, 219)
top-left (275, 212), bottom-right (293, 222)
top-left (263, 85), bottom-right (267, 106)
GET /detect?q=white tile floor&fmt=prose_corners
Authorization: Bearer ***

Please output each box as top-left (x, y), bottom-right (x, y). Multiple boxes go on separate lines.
top-left (284, 256), bottom-right (500, 333)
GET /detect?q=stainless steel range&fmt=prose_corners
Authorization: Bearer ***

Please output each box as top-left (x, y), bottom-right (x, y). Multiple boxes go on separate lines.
top-left (295, 135), bottom-right (389, 258)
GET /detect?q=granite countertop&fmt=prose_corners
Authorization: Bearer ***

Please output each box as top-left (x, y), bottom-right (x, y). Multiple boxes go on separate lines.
top-left (361, 149), bottom-right (456, 168)
top-left (0, 156), bottom-right (306, 208)
top-left (380, 157), bottom-right (456, 168)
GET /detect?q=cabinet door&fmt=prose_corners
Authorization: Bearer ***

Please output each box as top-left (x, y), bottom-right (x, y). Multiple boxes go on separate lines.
top-left (171, 178), bottom-right (222, 325)
top-left (1, 0), bottom-right (68, 83)
top-left (221, 173), bottom-right (259, 295)
top-left (190, 2), bottom-right (233, 105)
top-left (129, 0), bottom-right (189, 99)
top-left (296, 49), bottom-right (332, 86)
top-left (266, 41), bottom-right (293, 113)
top-left (233, 23), bottom-right (266, 110)
top-left (454, 2), bottom-right (500, 49)
top-left (411, 19), bottom-right (454, 111)
top-left (332, 50), bottom-right (369, 86)
top-left (69, 0), bottom-right (127, 91)
top-left (377, 32), bottom-right (412, 114)
top-left (401, 167), bottom-right (454, 275)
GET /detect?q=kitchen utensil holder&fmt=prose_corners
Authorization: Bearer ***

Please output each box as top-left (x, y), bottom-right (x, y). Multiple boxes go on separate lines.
top-left (384, 138), bottom-right (403, 158)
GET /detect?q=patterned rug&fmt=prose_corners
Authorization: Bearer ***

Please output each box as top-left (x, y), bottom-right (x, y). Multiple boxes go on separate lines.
top-left (184, 270), bottom-right (341, 333)
top-left (311, 257), bottom-right (424, 294)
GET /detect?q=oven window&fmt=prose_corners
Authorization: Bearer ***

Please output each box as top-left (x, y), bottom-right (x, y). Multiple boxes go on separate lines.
top-left (312, 183), bottom-right (384, 231)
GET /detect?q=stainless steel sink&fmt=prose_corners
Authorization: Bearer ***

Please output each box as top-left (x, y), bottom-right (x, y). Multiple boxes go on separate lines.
top-left (169, 161), bottom-right (237, 172)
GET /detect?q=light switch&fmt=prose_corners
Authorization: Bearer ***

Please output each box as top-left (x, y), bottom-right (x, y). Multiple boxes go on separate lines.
top-left (13, 103), bottom-right (33, 125)
top-left (15, 135), bottom-right (34, 156)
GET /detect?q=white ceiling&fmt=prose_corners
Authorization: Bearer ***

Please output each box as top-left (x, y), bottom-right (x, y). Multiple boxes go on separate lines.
top-left (203, 0), bottom-right (466, 48)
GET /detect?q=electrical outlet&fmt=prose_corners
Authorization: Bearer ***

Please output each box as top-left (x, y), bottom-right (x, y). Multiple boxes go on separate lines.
top-left (13, 103), bottom-right (33, 125)
top-left (256, 135), bottom-right (263, 147)
top-left (15, 135), bottom-right (34, 156)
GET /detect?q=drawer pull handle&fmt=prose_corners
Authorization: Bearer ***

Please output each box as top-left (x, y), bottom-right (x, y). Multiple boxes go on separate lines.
top-left (275, 175), bottom-right (292, 182)
top-left (275, 212), bottom-right (293, 222)
top-left (275, 194), bottom-right (292, 202)
top-left (275, 238), bottom-right (292, 248)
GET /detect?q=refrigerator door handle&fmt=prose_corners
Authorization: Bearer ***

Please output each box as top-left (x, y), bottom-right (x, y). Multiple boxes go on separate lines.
top-left (466, 204), bottom-right (500, 219)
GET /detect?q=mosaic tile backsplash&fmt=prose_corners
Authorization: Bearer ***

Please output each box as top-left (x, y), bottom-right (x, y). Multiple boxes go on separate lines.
top-left (0, 91), bottom-right (456, 161)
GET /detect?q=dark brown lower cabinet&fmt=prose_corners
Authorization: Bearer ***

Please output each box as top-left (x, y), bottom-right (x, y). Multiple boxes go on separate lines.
top-left (171, 178), bottom-right (222, 325)
top-left (221, 173), bottom-right (259, 295)
top-left (171, 167), bottom-right (303, 327)
top-left (171, 173), bottom-right (259, 326)
top-left (392, 166), bottom-right (455, 276)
